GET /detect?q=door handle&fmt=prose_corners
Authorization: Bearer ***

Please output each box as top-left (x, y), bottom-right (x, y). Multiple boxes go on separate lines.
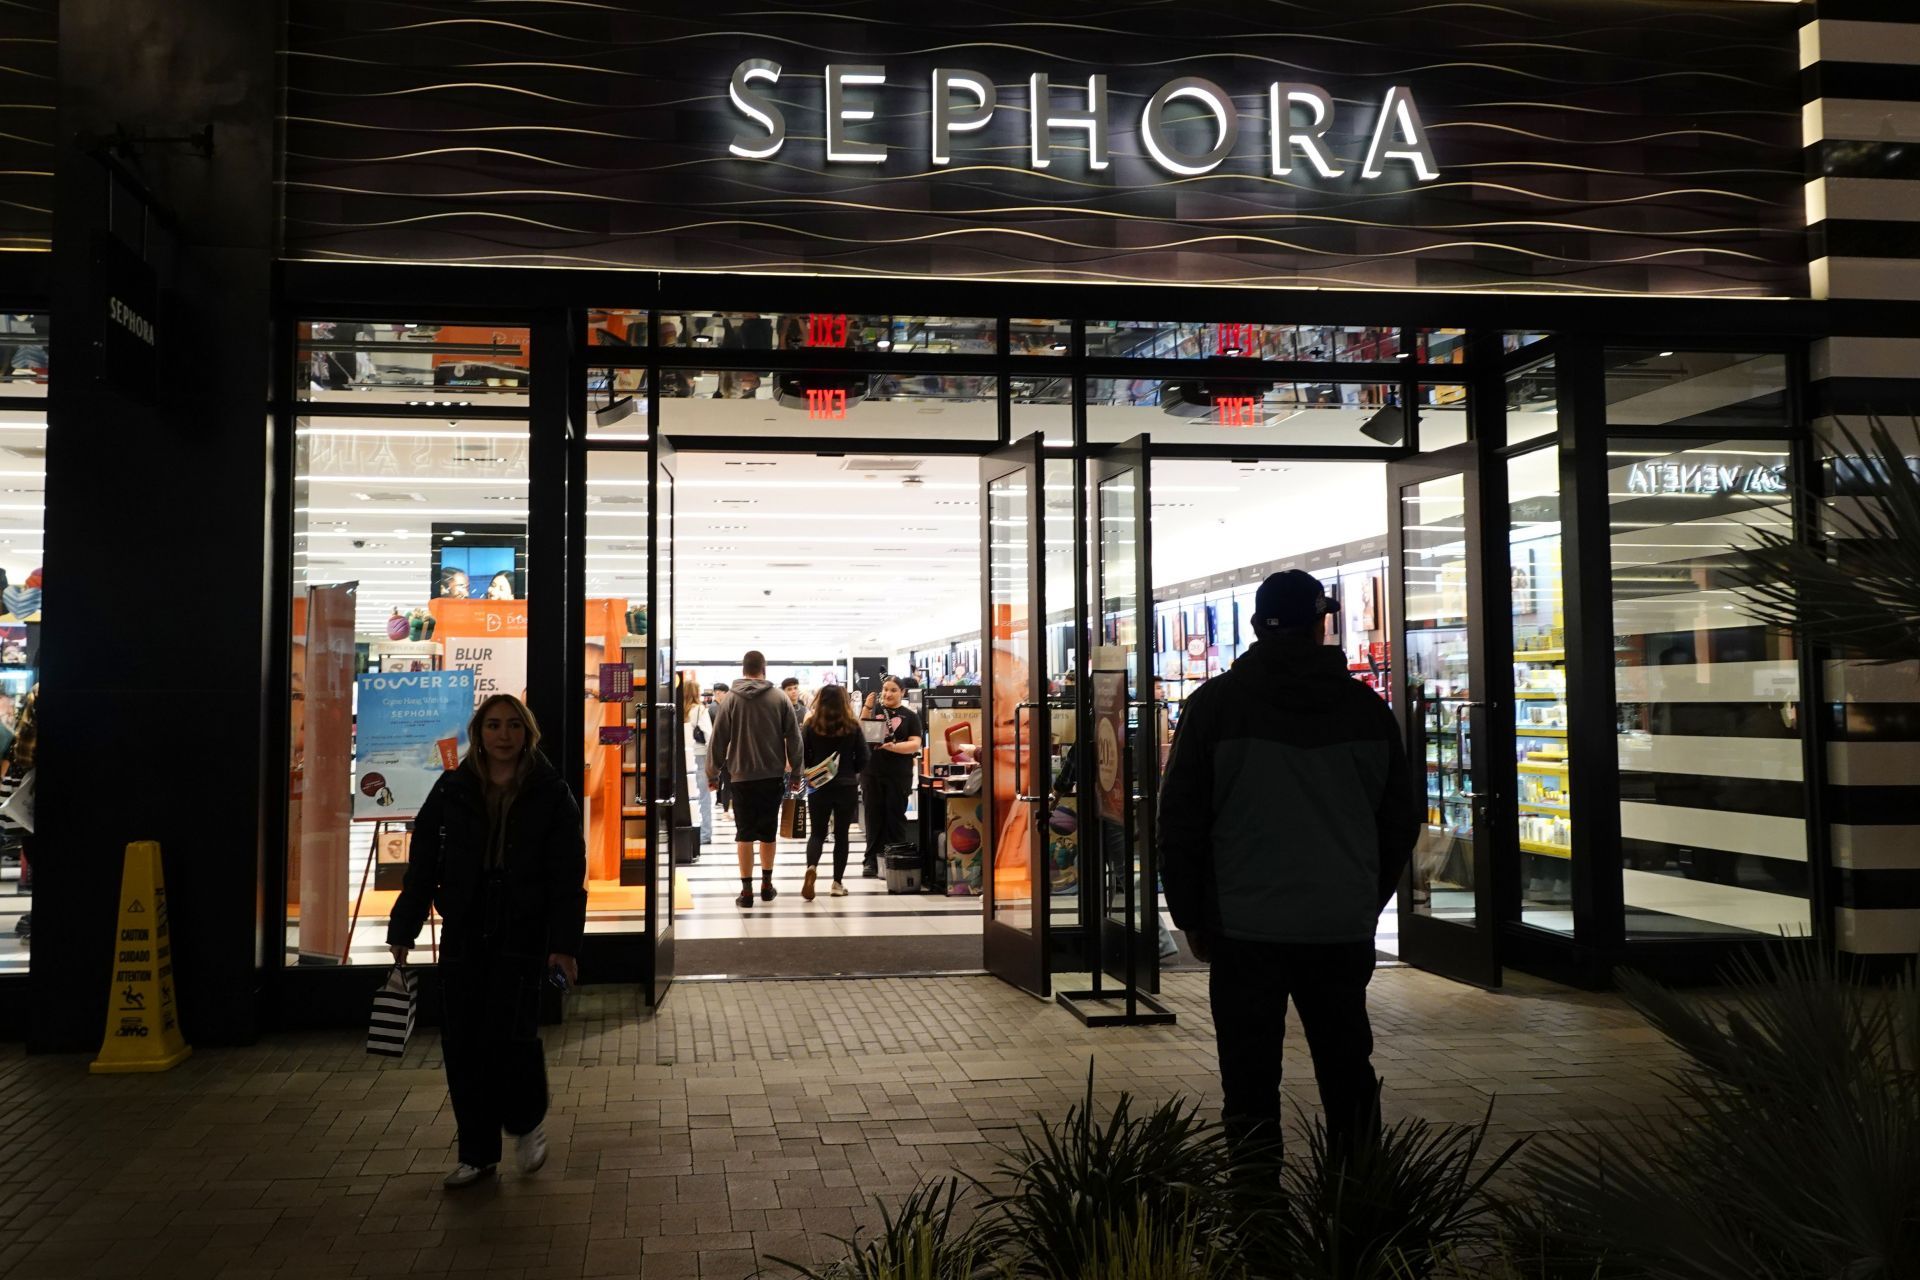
top-left (1013, 700), bottom-right (1043, 803)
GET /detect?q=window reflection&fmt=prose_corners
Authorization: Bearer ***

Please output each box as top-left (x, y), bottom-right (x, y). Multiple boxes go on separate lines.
top-left (1088, 322), bottom-right (1403, 361)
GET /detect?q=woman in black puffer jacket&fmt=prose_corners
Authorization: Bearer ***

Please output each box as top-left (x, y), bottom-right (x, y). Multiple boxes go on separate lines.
top-left (388, 693), bottom-right (586, 1189)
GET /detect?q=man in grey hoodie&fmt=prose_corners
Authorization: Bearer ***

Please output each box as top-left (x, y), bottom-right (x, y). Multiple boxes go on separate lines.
top-left (707, 650), bottom-right (804, 908)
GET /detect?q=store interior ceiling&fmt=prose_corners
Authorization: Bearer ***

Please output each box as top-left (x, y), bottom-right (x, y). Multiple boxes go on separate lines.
top-left (296, 423), bottom-right (1391, 658)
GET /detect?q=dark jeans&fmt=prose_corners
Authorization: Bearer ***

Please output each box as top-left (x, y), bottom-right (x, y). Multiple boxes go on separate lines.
top-left (441, 952), bottom-right (548, 1167)
top-left (862, 769), bottom-right (910, 860)
top-left (1207, 936), bottom-right (1380, 1160)
top-left (806, 786), bottom-right (860, 881)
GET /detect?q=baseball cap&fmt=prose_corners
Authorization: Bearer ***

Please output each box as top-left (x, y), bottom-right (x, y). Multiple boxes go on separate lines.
top-left (1253, 570), bottom-right (1331, 632)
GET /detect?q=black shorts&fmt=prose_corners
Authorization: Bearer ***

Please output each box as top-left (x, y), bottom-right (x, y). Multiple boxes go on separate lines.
top-left (731, 777), bottom-right (786, 843)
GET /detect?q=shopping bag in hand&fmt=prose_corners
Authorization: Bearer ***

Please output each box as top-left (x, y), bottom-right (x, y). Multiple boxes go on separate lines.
top-left (366, 965), bottom-right (418, 1057)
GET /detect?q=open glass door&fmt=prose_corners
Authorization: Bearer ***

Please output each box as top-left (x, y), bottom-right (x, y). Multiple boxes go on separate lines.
top-left (981, 435), bottom-right (1049, 996)
top-left (644, 433), bottom-right (677, 1005)
top-left (1093, 438), bottom-right (1162, 992)
top-left (1390, 445), bottom-right (1499, 986)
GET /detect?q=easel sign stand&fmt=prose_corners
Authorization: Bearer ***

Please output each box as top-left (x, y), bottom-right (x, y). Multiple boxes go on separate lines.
top-left (1057, 657), bottom-right (1175, 1029)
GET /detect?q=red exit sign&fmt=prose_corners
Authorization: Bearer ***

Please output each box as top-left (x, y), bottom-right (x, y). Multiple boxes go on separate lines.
top-left (1215, 396), bottom-right (1262, 427)
top-left (807, 387), bottom-right (848, 419)
top-left (1216, 323), bottom-right (1254, 356)
top-left (807, 313), bottom-right (849, 347)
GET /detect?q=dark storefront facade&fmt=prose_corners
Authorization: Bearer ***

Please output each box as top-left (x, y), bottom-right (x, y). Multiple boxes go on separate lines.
top-left (6, 0), bottom-right (1920, 1049)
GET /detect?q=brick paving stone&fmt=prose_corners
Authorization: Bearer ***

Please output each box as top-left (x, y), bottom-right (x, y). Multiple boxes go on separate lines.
top-left (0, 968), bottom-right (1689, 1278)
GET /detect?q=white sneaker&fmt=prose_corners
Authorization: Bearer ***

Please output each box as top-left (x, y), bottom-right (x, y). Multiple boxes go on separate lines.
top-left (829, 881), bottom-right (849, 897)
top-left (516, 1123), bottom-right (548, 1174)
top-left (443, 1162), bottom-right (495, 1189)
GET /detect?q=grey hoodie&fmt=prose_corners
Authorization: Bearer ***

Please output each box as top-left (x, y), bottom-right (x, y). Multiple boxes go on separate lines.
top-left (707, 677), bottom-right (804, 784)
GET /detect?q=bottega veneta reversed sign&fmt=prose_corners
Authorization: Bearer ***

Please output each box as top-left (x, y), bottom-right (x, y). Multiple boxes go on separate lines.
top-left (283, 0), bottom-right (1805, 295)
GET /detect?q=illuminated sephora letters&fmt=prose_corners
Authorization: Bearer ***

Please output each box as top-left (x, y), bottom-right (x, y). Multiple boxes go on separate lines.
top-left (727, 61), bottom-right (1439, 182)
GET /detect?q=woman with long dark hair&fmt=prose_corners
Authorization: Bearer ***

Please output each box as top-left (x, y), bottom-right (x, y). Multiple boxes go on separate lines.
top-left (800, 684), bottom-right (869, 900)
top-left (388, 693), bottom-right (587, 1189)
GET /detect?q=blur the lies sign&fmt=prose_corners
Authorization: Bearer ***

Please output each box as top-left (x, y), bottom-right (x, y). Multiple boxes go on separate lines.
top-left (726, 62), bottom-right (1440, 182)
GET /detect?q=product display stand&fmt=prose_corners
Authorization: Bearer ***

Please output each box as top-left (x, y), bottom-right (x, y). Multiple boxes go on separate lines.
top-left (1057, 686), bottom-right (1175, 1029)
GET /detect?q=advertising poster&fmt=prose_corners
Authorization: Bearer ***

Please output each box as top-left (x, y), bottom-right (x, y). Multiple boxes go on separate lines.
top-left (429, 598), bottom-right (528, 705)
top-left (1090, 671), bottom-right (1127, 826)
top-left (353, 669), bottom-right (474, 820)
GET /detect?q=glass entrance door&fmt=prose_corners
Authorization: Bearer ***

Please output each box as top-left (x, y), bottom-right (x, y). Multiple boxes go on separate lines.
top-left (1091, 437), bottom-right (1161, 992)
top-left (1389, 446), bottom-right (1499, 986)
top-left (643, 433), bottom-right (678, 1006)
top-left (981, 436), bottom-right (1050, 996)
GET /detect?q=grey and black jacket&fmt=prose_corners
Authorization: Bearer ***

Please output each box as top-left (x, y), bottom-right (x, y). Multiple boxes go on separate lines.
top-left (708, 677), bottom-right (804, 784)
top-left (1158, 637), bottom-right (1419, 945)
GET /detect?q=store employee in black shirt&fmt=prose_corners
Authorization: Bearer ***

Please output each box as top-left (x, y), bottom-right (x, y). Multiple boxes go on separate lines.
top-left (860, 675), bottom-right (923, 878)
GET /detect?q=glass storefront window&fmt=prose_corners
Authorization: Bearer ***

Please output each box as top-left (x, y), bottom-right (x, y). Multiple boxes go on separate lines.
top-left (0, 314), bottom-right (47, 975)
top-left (1402, 473), bottom-right (1475, 926)
top-left (1087, 322), bottom-right (1402, 361)
top-left (651, 369), bottom-right (1000, 441)
top-left (1608, 435), bottom-right (1807, 940)
top-left (1086, 378), bottom-right (1405, 447)
top-left (286, 337), bottom-right (532, 966)
top-left (587, 308), bottom-right (648, 348)
top-left (1604, 350), bottom-right (1789, 431)
top-left (1011, 318), bottom-right (1070, 356)
top-left (582, 451), bottom-right (654, 932)
top-left (1508, 446), bottom-right (1571, 934)
top-left (1417, 329), bottom-right (1468, 365)
top-left (1, 313), bottom-right (49, 392)
top-left (1507, 359), bottom-right (1557, 445)
top-left (297, 321), bottom-right (531, 407)
top-left (1418, 383), bottom-right (1470, 450)
top-left (657, 312), bottom-right (995, 355)
top-left (1503, 332), bottom-right (1550, 355)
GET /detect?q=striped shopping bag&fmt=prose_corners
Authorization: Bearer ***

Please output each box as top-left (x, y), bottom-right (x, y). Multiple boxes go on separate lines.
top-left (366, 965), bottom-right (418, 1057)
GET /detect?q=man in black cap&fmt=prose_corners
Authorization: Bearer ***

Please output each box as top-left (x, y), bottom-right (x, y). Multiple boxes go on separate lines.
top-left (1159, 569), bottom-right (1418, 1162)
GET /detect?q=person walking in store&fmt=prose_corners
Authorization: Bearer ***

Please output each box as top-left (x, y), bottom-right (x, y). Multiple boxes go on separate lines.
top-left (800, 683), bottom-right (870, 900)
top-left (706, 650), bottom-right (803, 908)
top-left (682, 676), bottom-right (714, 847)
top-left (1158, 570), bottom-right (1418, 1166)
top-left (859, 675), bottom-right (924, 879)
top-left (387, 693), bottom-right (587, 1190)
top-left (780, 676), bottom-right (808, 726)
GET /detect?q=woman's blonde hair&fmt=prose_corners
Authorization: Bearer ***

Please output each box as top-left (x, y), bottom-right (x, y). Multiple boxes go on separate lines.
top-left (681, 676), bottom-right (702, 720)
top-left (463, 693), bottom-right (542, 779)
top-left (805, 683), bottom-right (859, 737)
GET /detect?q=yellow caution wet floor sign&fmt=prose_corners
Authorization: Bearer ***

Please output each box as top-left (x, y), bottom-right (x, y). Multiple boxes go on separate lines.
top-left (90, 841), bottom-right (192, 1073)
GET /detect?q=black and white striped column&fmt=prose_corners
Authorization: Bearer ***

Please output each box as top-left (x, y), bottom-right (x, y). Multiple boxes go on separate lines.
top-left (1802, 0), bottom-right (1920, 957)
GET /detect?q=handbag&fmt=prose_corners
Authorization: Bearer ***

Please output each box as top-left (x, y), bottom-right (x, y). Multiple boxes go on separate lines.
top-left (366, 965), bottom-right (419, 1057)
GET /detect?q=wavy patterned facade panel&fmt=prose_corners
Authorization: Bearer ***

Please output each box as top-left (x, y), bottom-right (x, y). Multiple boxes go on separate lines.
top-left (0, 0), bottom-right (55, 255)
top-left (282, 0), bottom-right (1807, 295)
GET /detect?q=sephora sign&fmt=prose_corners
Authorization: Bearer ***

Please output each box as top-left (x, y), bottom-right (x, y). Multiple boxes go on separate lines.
top-left (727, 62), bottom-right (1438, 183)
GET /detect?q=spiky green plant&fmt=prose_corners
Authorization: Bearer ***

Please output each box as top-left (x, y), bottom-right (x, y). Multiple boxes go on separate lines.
top-left (1730, 417), bottom-right (1920, 663)
top-left (1247, 1096), bottom-right (1527, 1280)
top-left (980, 1066), bottom-right (1243, 1280)
top-left (1073, 1201), bottom-right (1244, 1280)
top-left (1521, 945), bottom-right (1920, 1279)
top-left (766, 1177), bottom-right (991, 1280)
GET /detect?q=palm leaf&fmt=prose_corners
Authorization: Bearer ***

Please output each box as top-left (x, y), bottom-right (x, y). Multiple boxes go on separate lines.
top-left (1728, 417), bottom-right (1920, 663)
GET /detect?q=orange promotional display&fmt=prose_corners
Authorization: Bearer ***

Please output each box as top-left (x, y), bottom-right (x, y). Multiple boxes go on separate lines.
top-left (289, 585), bottom-right (355, 962)
top-left (92, 842), bottom-right (192, 1074)
top-left (427, 598), bottom-right (528, 705)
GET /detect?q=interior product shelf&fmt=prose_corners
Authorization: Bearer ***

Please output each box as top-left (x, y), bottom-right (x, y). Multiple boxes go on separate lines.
top-left (1514, 690), bottom-right (1566, 700)
top-left (1517, 726), bottom-right (1568, 737)
top-left (1520, 839), bottom-right (1571, 860)
top-left (1518, 801), bottom-right (1570, 816)
top-left (1516, 649), bottom-right (1565, 662)
top-left (1516, 760), bottom-right (1567, 775)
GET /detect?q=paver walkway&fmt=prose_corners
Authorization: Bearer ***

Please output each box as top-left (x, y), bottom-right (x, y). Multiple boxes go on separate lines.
top-left (0, 968), bottom-right (1686, 1279)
